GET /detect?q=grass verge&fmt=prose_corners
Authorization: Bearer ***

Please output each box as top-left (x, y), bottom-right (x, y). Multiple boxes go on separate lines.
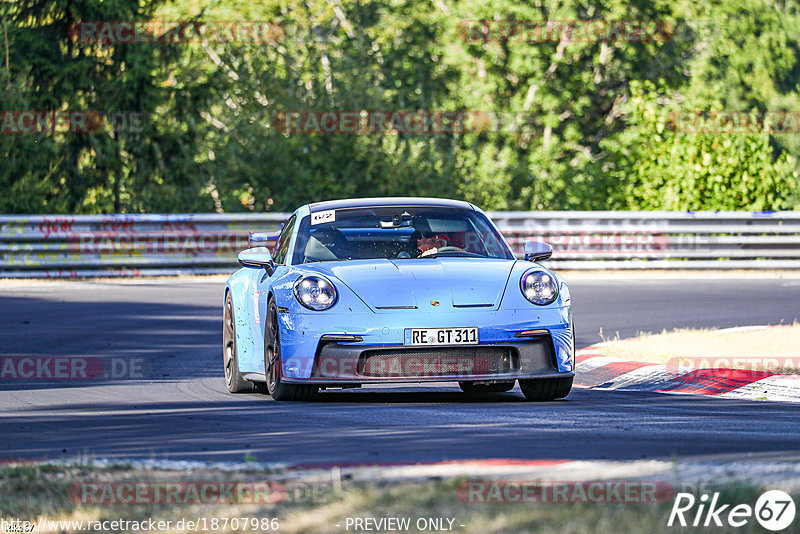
top-left (1, 463), bottom-right (798, 533)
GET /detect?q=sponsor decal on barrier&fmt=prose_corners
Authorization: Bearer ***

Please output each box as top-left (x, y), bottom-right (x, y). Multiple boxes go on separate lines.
top-left (39, 217), bottom-right (76, 238)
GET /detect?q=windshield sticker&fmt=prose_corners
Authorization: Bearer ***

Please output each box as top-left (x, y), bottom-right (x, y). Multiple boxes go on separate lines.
top-left (311, 210), bottom-right (335, 225)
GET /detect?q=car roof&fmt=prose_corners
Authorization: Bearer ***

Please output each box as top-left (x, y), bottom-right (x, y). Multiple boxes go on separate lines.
top-left (307, 197), bottom-right (475, 212)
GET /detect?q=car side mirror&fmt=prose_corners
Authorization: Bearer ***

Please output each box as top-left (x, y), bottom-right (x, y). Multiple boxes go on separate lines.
top-left (248, 232), bottom-right (270, 248)
top-left (523, 241), bottom-right (553, 262)
top-left (238, 247), bottom-right (275, 275)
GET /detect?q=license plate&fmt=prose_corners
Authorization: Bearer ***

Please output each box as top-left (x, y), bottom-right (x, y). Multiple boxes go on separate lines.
top-left (404, 327), bottom-right (479, 346)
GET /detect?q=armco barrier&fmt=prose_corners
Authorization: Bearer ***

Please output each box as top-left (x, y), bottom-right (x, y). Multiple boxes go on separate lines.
top-left (491, 211), bottom-right (800, 270)
top-left (0, 213), bottom-right (285, 278)
top-left (1, 211), bottom-right (799, 277)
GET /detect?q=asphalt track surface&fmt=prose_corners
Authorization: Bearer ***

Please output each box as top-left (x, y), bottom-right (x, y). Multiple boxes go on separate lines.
top-left (1, 276), bottom-right (799, 465)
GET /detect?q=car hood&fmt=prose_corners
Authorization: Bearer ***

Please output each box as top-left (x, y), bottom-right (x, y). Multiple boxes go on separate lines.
top-left (306, 258), bottom-right (517, 311)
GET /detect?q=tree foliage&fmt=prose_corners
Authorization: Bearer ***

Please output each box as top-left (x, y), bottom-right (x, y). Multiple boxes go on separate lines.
top-left (1, 0), bottom-right (798, 213)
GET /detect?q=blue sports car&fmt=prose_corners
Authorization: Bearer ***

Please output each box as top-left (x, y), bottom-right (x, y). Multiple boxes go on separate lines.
top-left (223, 197), bottom-right (574, 401)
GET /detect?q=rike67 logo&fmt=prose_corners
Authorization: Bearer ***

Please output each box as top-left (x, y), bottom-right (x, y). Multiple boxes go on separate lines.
top-left (668, 490), bottom-right (796, 531)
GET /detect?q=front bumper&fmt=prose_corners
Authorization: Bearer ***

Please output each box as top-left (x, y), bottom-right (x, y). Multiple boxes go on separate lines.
top-left (278, 307), bottom-right (574, 383)
top-left (283, 335), bottom-right (572, 384)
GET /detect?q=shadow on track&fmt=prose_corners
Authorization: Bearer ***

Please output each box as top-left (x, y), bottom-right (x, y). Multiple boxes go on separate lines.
top-left (2, 388), bottom-right (800, 464)
top-left (0, 295), bottom-right (224, 390)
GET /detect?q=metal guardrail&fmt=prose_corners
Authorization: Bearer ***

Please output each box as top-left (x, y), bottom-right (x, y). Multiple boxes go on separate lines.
top-left (1, 211), bottom-right (799, 277)
top-left (0, 214), bottom-right (285, 278)
top-left (490, 211), bottom-right (800, 270)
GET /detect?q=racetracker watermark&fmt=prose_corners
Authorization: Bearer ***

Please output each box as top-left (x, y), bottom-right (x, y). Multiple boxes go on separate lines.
top-left (517, 233), bottom-right (669, 254)
top-left (271, 111), bottom-right (502, 134)
top-left (457, 480), bottom-right (676, 503)
top-left (69, 481), bottom-right (332, 505)
top-left (0, 357), bottom-right (150, 380)
top-left (0, 111), bottom-right (145, 135)
top-left (76, 234), bottom-right (252, 255)
top-left (503, 232), bottom-right (710, 256)
top-left (670, 110), bottom-right (800, 134)
top-left (2, 516), bottom-right (279, 532)
top-left (310, 354), bottom-right (493, 378)
top-left (71, 482), bottom-right (285, 505)
top-left (666, 357), bottom-right (800, 376)
top-left (461, 19), bottom-right (673, 43)
top-left (67, 21), bottom-right (284, 44)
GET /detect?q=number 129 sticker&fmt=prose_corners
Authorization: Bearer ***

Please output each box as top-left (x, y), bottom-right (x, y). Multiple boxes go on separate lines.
top-left (311, 210), bottom-right (335, 225)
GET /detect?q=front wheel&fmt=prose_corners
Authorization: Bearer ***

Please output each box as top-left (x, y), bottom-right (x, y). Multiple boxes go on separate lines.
top-left (265, 298), bottom-right (318, 401)
top-left (519, 377), bottom-right (573, 401)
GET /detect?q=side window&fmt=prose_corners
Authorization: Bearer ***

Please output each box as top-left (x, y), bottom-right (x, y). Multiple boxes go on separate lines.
top-left (272, 215), bottom-right (296, 265)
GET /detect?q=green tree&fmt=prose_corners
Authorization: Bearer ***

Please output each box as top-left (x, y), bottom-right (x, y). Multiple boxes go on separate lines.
top-left (1, 0), bottom-right (212, 213)
top-left (1, 0), bottom-right (798, 213)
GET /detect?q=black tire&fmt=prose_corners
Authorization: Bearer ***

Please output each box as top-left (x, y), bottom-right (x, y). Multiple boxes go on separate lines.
top-left (519, 377), bottom-right (573, 401)
top-left (459, 381), bottom-right (515, 394)
top-left (265, 298), bottom-right (318, 401)
top-left (223, 292), bottom-right (258, 393)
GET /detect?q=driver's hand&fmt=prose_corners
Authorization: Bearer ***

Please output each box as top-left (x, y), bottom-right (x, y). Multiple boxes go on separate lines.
top-left (420, 247), bottom-right (438, 257)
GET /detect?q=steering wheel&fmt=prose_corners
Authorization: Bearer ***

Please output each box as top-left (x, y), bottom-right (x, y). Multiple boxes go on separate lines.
top-left (435, 246), bottom-right (465, 254)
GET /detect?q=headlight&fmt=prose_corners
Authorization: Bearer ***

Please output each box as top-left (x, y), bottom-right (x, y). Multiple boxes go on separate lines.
top-left (294, 275), bottom-right (338, 310)
top-left (520, 270), bottom-right (558, 305)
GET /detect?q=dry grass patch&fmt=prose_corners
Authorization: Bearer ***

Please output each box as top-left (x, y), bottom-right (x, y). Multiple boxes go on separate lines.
top-left (595, 324), bottom-right (800, 372)
top-left (3, 463), bottom-right (795, 534)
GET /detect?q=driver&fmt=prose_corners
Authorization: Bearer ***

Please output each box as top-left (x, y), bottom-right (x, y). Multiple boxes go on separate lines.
top-left (416, 232), bottom-right (450, 257)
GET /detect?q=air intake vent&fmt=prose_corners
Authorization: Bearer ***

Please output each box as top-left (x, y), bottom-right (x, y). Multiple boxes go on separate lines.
top-left (359, 347), bottom-right (517, 377)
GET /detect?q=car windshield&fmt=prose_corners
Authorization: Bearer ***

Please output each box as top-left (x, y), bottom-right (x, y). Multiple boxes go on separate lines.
top-left (291, 206), bottom-right (513, 264)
